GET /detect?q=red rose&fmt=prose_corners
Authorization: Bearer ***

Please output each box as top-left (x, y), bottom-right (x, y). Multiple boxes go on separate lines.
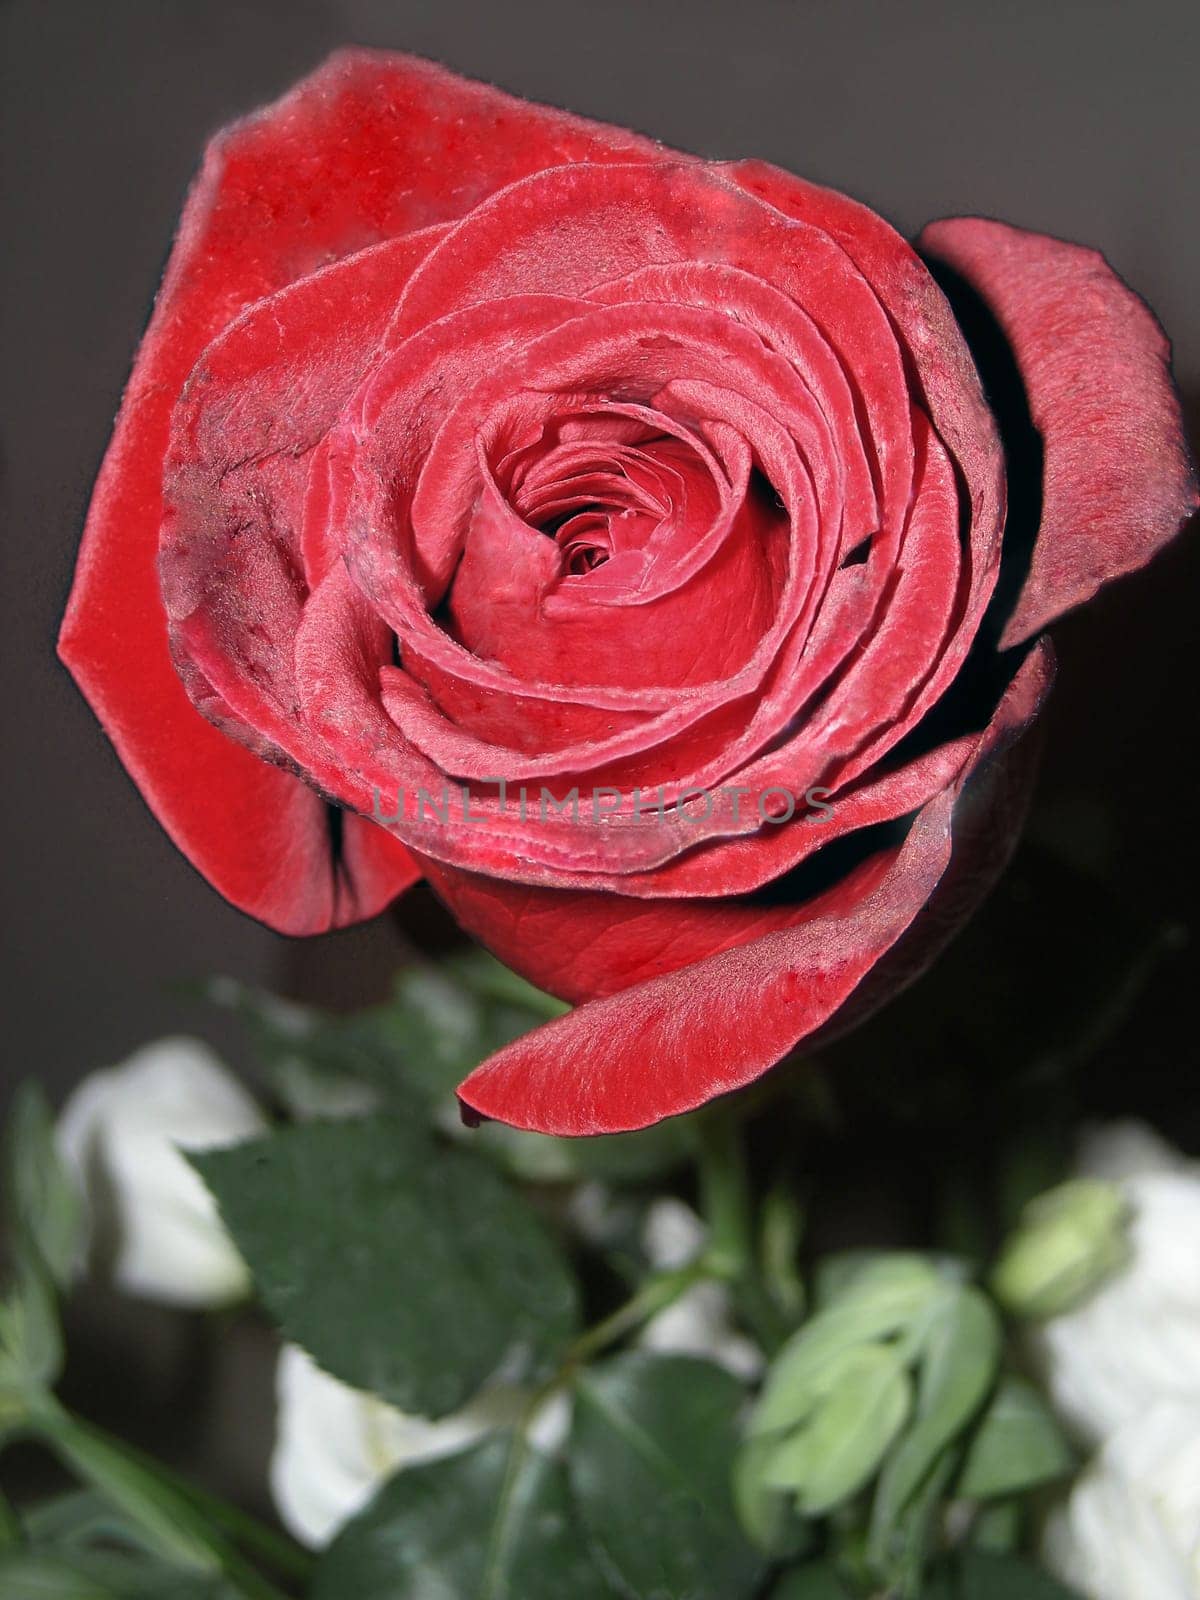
top-left (60, 51), bottom-right (1196, 1134)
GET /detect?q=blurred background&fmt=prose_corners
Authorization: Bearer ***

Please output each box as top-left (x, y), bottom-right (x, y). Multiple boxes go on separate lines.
top-left (1, 0), bottom-right (1197, 1514)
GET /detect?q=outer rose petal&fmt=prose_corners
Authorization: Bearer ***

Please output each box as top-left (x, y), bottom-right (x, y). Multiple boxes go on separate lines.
top-left (58, 50), bottom-right (657, 931)
top-left (919, 217), bottom-right (1199, 648)
top-left (456, 643), bottom-right (1052, 1134)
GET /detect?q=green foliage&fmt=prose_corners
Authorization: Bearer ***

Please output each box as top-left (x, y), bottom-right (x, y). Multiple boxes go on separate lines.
top-left (761, 1344), bottom-right (912, 1513)
top-left (870, 1286), bottom-right (1002, 1563)
top-left (191, 1117), bottom-right (579, 1416)
top-left (4, 1084), bottom-right (83, 1291)
top-left (768, 1551), bottom-right (1085, 1600)
top-left (0, 1255), bottom-right (63, 1405)
top-left (748, 1255), bottom-right (943, 1440)
top-left (0, 949), bottom-right (1097, 1600)
top-left (741, 1256), bottom-right (1008, 1595)
top-left (217, 960), bottom-right (692, 1183)
top-left (957, 1377), bottom-right (1074, 1500)
top-left (952, 1550), bottom-right (1084, 1598)
top-left (570, 1352), bottom-right (765, 1600)
top-left (768, 1563), bottom-right (853, 1598)
top-left (740, 1255), bottom-right (943, 1538)
top-left (0, 1545), bottom-right (241, 1599)
top-left (732, 1433), bottom-right (812, 1559)
top-left (312, 1433), bottom-right (612, 1600)
top-left (1, 1083), bottom-right (82, 1415)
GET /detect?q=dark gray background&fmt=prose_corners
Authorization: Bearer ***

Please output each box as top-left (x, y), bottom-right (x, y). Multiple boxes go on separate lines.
top-left (2, 0), bottom-right (1198, 1112)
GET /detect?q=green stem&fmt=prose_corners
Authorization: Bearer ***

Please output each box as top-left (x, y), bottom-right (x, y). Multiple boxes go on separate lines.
top-left (760, 1181), bottom-right (807, 1323)
top-left (566, 1261), bottom-right (713, 1371)
top-left (0, 1484), bottom-right (19, 1549)
top-left (694, 1109), bottom-right (755, 1279)
top-left (694, 1108), bottom-right (790, 1352)
top-left (504, 1258), bottom-right (715, 1474)
top-left (24, 1394), bottom-right (304, 1599)
top-left (133, 1442), bottom-right (311, 1580)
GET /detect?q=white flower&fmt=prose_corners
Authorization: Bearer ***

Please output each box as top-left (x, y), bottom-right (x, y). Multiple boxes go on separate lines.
top-left (56, 1037), bottom-right (266, 1308)
top-left (270, 1346), bottom-right (560, 1549)
top-left (1043, 1403), bottom-right (1200, 1600)
top-left (639, 1199), bottom-right (763, 1381)
top-left (1028, 1122), bottom-right (1200, 1444)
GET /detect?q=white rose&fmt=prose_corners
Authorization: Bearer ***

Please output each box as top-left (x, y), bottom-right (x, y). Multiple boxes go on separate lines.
top-left (56, 1037), bottom-right (266, 1308)
top-left (270, 1346), bottom-right (564, 1548)
top-left (1043, 1403), bottom-right (1200, 1600)
top-left (1029, 1122), bottom-right (1200, 1444)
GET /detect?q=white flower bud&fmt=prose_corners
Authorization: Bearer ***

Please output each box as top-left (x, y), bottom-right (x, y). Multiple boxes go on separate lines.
top-left (1043, 1403), bottom-right (1200, 1600)
top-left (1029, 1123), bottom-right (1200, 1444)
top-left (56, 1037), bottom-right (266, 1308)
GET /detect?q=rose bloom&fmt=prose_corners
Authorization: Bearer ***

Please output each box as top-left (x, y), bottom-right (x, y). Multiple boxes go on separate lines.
top-left (59, 52), bottom-right (1196, 1133)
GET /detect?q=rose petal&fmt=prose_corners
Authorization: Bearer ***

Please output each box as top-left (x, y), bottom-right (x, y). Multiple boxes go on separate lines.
top-left (725, 161), bottom-right (1005, 582)
top-left (454, 641), bottom-right (1052, 1133)
top-left (59, 49), bottom-right (657, 930)
top-left (452, 801), bottom-right (944, 1134)
top-left (918, 217), bottom-right (1198, 647)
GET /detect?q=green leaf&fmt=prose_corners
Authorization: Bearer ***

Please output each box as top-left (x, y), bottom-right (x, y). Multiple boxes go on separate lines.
top-left (768, 1563), bottom-right (853, 1598)
top-left (219, 970), bottom-right (689, 1184)
top-left (750, 1256), bottom-right (942, 1438)
top-left (761, 1344), bottom-right (912, 1514)
top-left (0, 1548), bottom-right (237, 1598)
top-left (969, 1500), bottom-right (1024, 1554)
top-left (20, 1490), bottom-right (148, 1550)
top-left (0, 1550), bottom-right (122, 1599)
top-left (191, 1119), bottom-right (579, 1415)
top-left (0, 1489), bottom-right (16, 1551)
top-left (918, 1566), bottom-right (959, 1600)
top-left (732, 1434), bottom-right (811, 1558)
top-left (29, 1406), bottom-right (230, 1577)
top-left (385, 967), bottom-right (497, 1098)
top-left (220, 970), bottom-right (692, 1184)
top-left (870, 1286), bottom-right (1001, 1557)
top-left (477, 1119), bottom-right (693, 1186)
top-left (312, 1433), bottom-right (612, 1600)
top-left (212, 972), bottom-right (472, 1111)
top-left (570, 1352), bottom-right (765, 1600)
top-left (880, 1445), bottom-right (958, 1597)
top-left (5, 1083), bottom-right (83, 1288)
top-left (0, 1255), bottom-right (63, 1395)
top-left (811, 1251), bottom-right (953, 1312)
top-left (760, 1183), bottom-right (806, 1323)
top-left (956, 1550), bottom-right (1084, 1599)
top-left (958, 1377), bottom-right (1074, 1500)
top-left (446, 950), bottom-right (569, 1021)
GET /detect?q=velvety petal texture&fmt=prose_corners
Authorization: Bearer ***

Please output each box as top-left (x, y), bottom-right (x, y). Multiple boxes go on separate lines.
top-left (58, 49), bottom-right (655, 931)
top-left (918, 217), bottom-right (1199, 648)
top-left (59, 51), bottom-right (1196, 1129)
